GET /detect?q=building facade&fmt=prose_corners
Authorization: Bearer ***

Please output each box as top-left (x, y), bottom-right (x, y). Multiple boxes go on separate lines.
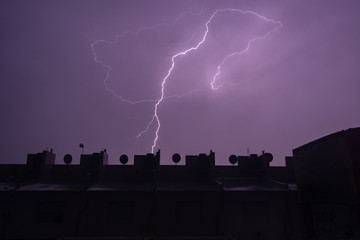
top-left (1, 127), bottom-right (359, 239)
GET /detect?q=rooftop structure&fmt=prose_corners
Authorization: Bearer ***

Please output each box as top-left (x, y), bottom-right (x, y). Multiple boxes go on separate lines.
top-left (0, 127), bottom-right (359, 239)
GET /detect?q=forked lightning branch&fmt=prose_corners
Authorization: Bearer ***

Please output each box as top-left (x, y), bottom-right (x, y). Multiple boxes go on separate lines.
top-left (91, 7), bottom-right (282, 154)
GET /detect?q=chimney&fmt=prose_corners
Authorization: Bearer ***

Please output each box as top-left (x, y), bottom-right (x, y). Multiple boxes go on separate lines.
top-left (80, 150), bottom-right (108, 181)
top-left (134, 150), bottom-right (160, 170)
top-left (26, 150), bottom-right (56, 179)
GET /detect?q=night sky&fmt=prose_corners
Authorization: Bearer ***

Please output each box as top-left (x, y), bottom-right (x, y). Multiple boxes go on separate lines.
top-left (1, 0), bottom-right (360, 165)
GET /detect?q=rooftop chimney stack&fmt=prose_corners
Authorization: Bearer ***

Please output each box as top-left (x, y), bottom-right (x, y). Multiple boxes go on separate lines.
top-left (26, 149), bottom-right (56, 179)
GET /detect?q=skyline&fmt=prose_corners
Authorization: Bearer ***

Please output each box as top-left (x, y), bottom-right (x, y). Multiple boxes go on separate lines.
top-left (1, 0), bottom-right (360, 165)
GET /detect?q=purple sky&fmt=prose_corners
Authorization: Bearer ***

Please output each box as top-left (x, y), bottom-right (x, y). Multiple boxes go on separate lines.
top-left (1, 0), bottom-right (360, 165)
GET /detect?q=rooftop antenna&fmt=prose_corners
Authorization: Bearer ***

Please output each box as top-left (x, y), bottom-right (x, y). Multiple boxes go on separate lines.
top-left (79, 143), bottom-right (84, 154)
top-left (247, 147), bottom-right (250, 155)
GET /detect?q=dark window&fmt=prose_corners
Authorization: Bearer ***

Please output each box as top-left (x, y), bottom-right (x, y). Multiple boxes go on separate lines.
top-left (313, 211), bottom-right (334, 223)
top-left (37, 201), bottom-right (64, 224)
top-left (107, 201), bottom-right (135, 224)
top-left (176, 201), bottom-right (202, 224)
top-left (312, 204), bottom-right (336, 232)
top-left (243, 201), bottom-right (269, 224)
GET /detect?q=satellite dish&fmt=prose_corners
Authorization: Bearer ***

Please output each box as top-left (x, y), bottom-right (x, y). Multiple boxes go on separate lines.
top-left (229, 155), bottom-right (238, 165)
top-left (172, 153), bottom-right (181, 165)
top-left (64, 154), bottom-right (72, 165)
top-left (261, 152), bottom-right (273, 162)
top-left (120, 154), bottom-right (128, 165)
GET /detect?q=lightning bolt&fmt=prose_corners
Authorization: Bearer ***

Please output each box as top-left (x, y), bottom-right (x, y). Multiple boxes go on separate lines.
top-left (147, 9), bottom-right (282, 153)
top-left (92, 6), bottom-right (282, 154)
top-left (91, 3), bottom-right (205, 104)
top-left (210, 14), bottom-right (282, 90)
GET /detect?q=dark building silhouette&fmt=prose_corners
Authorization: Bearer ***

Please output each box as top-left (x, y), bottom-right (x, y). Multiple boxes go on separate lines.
top-left (293, 127), bottom-right (360, 239)
top-left (0, 127), bottom-right (359, 240)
